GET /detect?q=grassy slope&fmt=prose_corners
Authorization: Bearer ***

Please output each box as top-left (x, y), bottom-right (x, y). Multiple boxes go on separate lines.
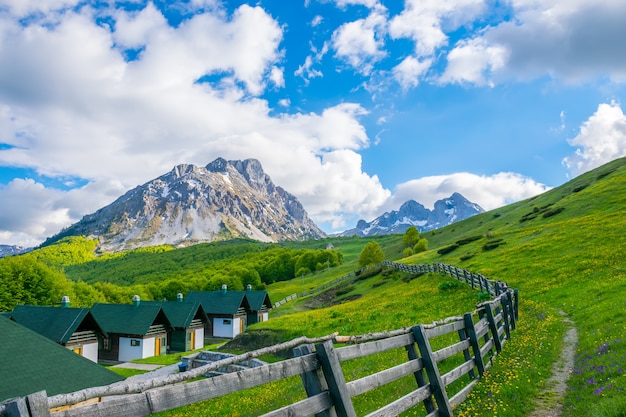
top-left (218, 157), bottom-right (626, 417)
top-left (403, 157), bottom-right (626, 416)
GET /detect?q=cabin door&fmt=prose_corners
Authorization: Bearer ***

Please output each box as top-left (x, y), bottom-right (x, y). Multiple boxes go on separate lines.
top-left (154, 337), bottom-right (161, 356)
top-left (190, 331), bottom-right (196, 350)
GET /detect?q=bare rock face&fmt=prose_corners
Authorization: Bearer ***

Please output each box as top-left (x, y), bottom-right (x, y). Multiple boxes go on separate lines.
top-left (45, 158), bottom-right (325, 252)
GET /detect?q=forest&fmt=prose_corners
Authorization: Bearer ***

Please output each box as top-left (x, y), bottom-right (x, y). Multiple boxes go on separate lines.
top-left (0, 236), bottom-right (343, 311)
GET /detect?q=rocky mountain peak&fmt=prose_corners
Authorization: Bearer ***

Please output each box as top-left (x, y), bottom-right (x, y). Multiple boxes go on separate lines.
top-left (43, 158), bottom-right (325, 252)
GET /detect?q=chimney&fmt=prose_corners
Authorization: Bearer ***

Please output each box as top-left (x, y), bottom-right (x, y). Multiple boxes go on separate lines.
top-left (61, 296), bottom-right (70, 308)
top-left (246, 284), bottom-right (252, 291)
top-left (221, 284), bottom-right (227, 294)
top-left (133, 295), bottom-right (140, 307)
top-left (177, 293), bottom-right (183, 302)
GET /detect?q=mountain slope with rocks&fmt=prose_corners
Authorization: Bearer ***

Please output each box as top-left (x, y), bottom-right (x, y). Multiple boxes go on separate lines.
top-left (43, 158), bottom-right (325, 252)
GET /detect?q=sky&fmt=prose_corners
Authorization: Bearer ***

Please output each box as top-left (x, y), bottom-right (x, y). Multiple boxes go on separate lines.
top-left (1, 0), bottom-right (626, 248)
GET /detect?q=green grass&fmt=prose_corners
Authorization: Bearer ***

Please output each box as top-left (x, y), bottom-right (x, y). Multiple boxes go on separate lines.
top-left (156, 157), bottom-right (626, 416)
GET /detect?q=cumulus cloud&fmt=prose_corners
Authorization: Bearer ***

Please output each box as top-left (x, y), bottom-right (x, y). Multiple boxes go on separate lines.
top-left (563, 102), bottom-right (626, 176)
top-left (389, 0), bottom-right (486, 57)
top-left (441, 0), bottom-right (626, 85)
top-left (392, 56), bottom-right (432, 90)
top-left (0, 3), bottom-right (391, 246)
top-left (439, 38), bottom-right (508, 86)
top-left (383, 172), bottom-right (551, 215)
top-left (331, 8), bottom-right (387, 74)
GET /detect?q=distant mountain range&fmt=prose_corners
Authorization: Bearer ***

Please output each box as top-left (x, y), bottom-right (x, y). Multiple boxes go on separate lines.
top-left (0, 245), bottom-right (32, 258)
top-left (6, 158), bottom-right (484, 255)
top-left (43, 158), bottom-right (325, 252)
top-left (337, 192), bottom-right (484, 237)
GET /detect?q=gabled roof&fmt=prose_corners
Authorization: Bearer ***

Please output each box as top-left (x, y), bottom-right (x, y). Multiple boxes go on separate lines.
top-left (142, 301), bottom-right (208, 328)
top-left (90, 303), bottom-right (171, 335)
top-left (10, 305), bottom-right (106, 344)
top-left (0, 315), bottom-right (123, 402)
top-left (243, 290), bottom-right (272, 311)
top-left (186, 290), bottom-right (251, 315)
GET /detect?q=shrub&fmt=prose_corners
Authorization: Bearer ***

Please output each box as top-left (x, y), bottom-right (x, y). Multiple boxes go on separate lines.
top-left (437, 244), bottom-right (459, 255)
top-left (482, 239), bottom-right (505, 251)
top-left (438, 280), bottom-right (462, 291)
top-left (413, 239), bottom-right (428, 253)
top-left (402, 247), bottom-right (413, 257)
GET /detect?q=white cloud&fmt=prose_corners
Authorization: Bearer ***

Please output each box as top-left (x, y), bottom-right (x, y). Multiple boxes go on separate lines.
top-left (439, 37), bottom-right (508, 86)
top-left (392, 56), bottom-right (432, 90)
top-left (389, 0), bottom-right (486, 57)
top-left (0, 4), bottom-right (394, 246)
top-left (0, 0), bottom-right (82, 17)
top-left (563, 102), bottom-right (626, 176)
top-left (444, 0), bottom-right (626, 84)
top-left (385, 172), bottom-right (550, 214)
top-left (311, 15), bottom-right (323, 27)
top-left (331, 8), bottom-right (387, 74)
top-left (269, 66), bottom-right (285, 88)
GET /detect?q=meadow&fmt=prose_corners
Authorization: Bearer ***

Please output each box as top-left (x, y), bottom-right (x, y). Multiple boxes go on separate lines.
top-left (155, 157), bottom-right (626, 416)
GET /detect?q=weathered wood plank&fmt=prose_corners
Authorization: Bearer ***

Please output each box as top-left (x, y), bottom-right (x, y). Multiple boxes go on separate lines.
top-left (146, 354), bottom-right (319, 413)
top-left (423, 320), bottom-right (465, 339)
top-left (347, 359), bottom-right (423, 397)
top-left (441, 359), bottom-right (475, 387)
top-left (363, 385), bottom-right (432, 417)
top-left (448, 379), bottom-right (479, 409)
top-left (259, 392), bottom-right (333, 417)
top-left (432, 339), bottom-right (470, 363)
top-left (316, 340), bottom-right (357, 417)
top-left (336, 334), bottom-right (414, 361)
top-left (480, 339), bottom-right (494, 358)
top-left (474, 318), bottom-right (490, 339)
top-left (51, 394), bottom-right (150, 417)
top-left (484, 303), bottom-right (502, 353)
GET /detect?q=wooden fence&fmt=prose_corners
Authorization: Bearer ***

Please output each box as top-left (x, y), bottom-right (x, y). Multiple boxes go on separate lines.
top-left (1, 263), bottom-right (518, 417)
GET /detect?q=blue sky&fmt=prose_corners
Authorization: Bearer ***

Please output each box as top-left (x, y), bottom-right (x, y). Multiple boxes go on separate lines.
top-left (1, 0), bottom-right (626, 247)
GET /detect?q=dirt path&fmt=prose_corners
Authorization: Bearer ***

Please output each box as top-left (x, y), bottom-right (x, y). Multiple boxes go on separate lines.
top-left (527, 312), bottom-right (578, 417)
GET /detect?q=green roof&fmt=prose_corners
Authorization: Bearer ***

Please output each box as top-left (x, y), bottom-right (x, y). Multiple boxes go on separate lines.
top-left (186, 290), bottom-right (251, 315)
top-left (10, 305), bottom-right (106, 344)
top-left (244, 290), bottom-right (272, 311)
top-left (0, 315), bottom-right (123, 402)
top-left (142, 301), bottom-right (208, 328)
top-left (90, 303), bottom-right (171, 335)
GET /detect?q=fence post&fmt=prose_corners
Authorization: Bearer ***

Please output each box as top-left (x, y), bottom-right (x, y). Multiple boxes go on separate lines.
top-left (513, 288), bottom-right (519, 321)
top-left (499, 295), bottom-right (512, 341)
top-left (315, 340), bottom-right (357, 417)
top-left (412, 325), bottom-right (453, 417)
top-left (404, 341), bottom-right (436, 414)
top-left (463, 313), bottom-right (486, 377)
top-left (505, 291), bottom-right (516, 330)
top-left (294, 344), bottom-right (335, 417)
top-left (484, 302), bottom-right (503, 353)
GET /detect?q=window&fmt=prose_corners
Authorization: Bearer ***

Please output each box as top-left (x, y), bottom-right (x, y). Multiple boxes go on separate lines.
top-left (103, 338), bottom-right (110, 350)
top-left (131, 339), bottom-right (141, 346)
top-left (223, 319), bottom-right (232, 325)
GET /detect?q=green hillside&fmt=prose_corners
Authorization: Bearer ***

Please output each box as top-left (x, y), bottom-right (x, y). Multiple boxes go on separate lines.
top-left (233, 157), bottom-right (626, 416)
top-left (1, 157), bottom-right (625, 416)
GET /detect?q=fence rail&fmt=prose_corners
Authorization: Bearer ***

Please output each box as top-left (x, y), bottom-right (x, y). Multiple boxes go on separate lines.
top-left (1, 263), bottom-right (518, 417)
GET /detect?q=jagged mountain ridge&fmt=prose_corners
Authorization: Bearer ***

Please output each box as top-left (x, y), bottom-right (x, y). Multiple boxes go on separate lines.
top-left (339, 192), bottom-right (484, 237)
top-left (44, 158), bottom-right (325, 251)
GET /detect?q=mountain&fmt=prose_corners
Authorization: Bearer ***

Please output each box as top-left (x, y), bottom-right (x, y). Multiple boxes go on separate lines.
top-left (0, 245), bottom-right (32, 258)
top-left (43, 158), bottom-right (325, 252)
top-left (339, 192), bottom-right (484, 237)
